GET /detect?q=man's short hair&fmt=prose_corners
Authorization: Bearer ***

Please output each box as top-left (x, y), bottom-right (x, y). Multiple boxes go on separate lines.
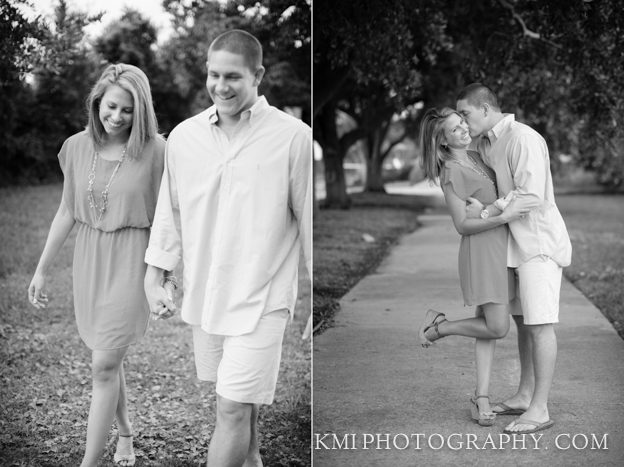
top-left (208, 29), bottom-right (263, 71)
top-left (457, 83), bottom-right (500, 111)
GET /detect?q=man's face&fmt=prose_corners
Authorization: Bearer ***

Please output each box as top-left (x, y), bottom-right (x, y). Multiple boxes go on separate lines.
top-left (206, 50), bottom-right (263, 124)
top-left (456, 99), bottom-right (487, 137)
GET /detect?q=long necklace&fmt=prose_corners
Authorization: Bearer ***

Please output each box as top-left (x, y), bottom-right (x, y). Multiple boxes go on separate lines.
top-left (467, 153), bottom-right (495, 184)
top-left (448, 154), bottom-right (494, 186)
top-left (87, 146), bottom-right (126, 222)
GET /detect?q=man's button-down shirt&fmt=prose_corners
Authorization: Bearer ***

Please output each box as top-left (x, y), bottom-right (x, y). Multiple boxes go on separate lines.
top-left (479, 114), bottom-right (572, 268)
top-left (145, 96), bottom-right (312, 336)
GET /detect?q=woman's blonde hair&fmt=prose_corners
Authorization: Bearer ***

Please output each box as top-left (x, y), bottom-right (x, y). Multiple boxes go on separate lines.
top-left (418, 107), bottom-right (459, 182)
top-left (85, 63), bottom-right (158, 159)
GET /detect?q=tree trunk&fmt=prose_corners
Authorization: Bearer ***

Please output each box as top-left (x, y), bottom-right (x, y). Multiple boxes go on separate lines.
top-left (318, 102), bottom-right (351, 209)
top-left (365, 127), bottom-right (387, 193)
top-left (323, 148), bottom-right (351, 208)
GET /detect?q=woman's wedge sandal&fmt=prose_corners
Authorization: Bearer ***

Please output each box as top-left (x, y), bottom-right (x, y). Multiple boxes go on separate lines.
top-left (470, 395), bottom-right (496, 427)
top-left (419, 309), bottom-right (447, 347)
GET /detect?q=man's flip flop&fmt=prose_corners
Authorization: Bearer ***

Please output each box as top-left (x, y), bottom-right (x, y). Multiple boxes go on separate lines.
top-left (492, 402), bottom-right (525, 416)
top-left (503, 418), bottom-right (554, 434)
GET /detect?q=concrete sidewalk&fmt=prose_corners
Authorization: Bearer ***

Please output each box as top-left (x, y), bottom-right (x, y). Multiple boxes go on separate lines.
top-left (313, 213), bottom-right (624, 466)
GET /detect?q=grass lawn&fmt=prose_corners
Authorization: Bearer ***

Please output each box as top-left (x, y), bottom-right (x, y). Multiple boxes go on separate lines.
top-left (556, 193), bottom-right (624, 338)
top-left (313, 192), bottom-right (429, 333)
top-left (0, 184), bottom-right (311, 466)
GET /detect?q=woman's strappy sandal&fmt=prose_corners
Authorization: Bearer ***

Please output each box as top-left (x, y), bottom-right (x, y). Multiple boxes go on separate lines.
top-left (114, 433), bottom-right (135, 466)
top-left (470, 395), bottom-right (496, 427)
top-left (419, 309), bottom-right (447, 347)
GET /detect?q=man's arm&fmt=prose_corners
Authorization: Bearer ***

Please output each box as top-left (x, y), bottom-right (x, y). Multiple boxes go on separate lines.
top-left (467, 133), bottom-right (547, 219)
top-left (507, 133), bottom-right (548, 210)
top-left (288, 126), bottom-right (312, 339)
top-left (466, 192), bottom-right (513, 219)
top-left (445, 185), bottom-right (527, 236)
top-left (144, 141), bottom-right (182, 318)
top-left (144, 265), bottom-right (176, 319)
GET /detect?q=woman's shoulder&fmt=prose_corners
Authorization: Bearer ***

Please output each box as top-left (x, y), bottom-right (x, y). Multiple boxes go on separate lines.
top-left (58, 131), bottom-right (92, 165)
top-left (147, 134), bottom-right (166, 159)
top-left (442, 160), bottom-right (462, 176)
top-left (64, 130), bottom-right (91, 146)
top-left (153, 133), bottom-right (166, 150)
top-left (143, 133), bottom-right (165, 150)
top-left (135, 134), bottom-right (165, 160)
top-left (440, 162), bottom-right (457, 184)
top-left (441, 160), bottom-right (469, 187)
top-left (141, 135), bottom-right (166, 175)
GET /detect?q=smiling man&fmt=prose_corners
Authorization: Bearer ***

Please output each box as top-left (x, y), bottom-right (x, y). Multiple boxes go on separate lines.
top-left (144, 30), bottom-right (311, 466)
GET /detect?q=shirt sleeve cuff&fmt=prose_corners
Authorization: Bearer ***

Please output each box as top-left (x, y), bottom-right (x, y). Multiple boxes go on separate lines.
top-left (493, 198), bottom-right (507, 211)
top-left (144, 246), bottom-right (180, 271)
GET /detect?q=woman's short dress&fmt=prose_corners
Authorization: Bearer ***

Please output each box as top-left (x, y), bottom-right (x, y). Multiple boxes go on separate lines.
top-left (58, 131), bottom-right (165, 350)
top-left (441, 152), bottom-right (515, 306)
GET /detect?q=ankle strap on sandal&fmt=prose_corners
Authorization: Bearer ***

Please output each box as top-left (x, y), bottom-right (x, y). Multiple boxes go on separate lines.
top-left (475, 395), bottom-right (490, 400)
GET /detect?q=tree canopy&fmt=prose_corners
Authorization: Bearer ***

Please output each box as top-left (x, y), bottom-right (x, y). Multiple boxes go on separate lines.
top-left (314, 0), bottom-right (450, 206)
top-left (1, 0), bottom-right (311, 186)
top-left (314, 0), bottom-right (624, 208)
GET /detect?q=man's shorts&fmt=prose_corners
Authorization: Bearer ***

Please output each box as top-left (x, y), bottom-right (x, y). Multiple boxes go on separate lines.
top-left (510, 256), bottom-right (562, 325)
top-left (191, 309), bottom-right (289, 405)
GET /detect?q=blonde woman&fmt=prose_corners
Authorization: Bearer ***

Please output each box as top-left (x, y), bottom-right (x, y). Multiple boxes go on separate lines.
top-left (28, 64), bottom-right (165, 466)
top-left (417, 107), bottom-right (526, 426)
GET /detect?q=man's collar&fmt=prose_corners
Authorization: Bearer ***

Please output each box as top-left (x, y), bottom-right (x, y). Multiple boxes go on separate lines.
top-left (207, 106), bottom-right (219, 124)
top-left (207, 96), bottom-right (269, 125)
top-left (487, 114), bottom-right (515, 141)
top-left (246, 96), bottom-right (269, 125)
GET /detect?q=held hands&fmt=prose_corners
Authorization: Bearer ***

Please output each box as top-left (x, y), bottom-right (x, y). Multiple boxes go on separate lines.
top-left (28, 272), bottom-right (49, 309)
top-left (465, 197), bottom-right (484, 219)
top-left (145, 280), bottom-right (177, 321)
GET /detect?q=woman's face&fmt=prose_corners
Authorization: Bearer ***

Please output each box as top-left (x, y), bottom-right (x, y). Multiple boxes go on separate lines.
top-left (442, 113), bottom-right (471, 149)
top-left (99, 84), bottom-right (134, 139)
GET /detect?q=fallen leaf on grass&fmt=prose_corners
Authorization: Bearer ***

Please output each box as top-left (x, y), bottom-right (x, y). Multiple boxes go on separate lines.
top-left (362, 233), bottom-right (376, 242)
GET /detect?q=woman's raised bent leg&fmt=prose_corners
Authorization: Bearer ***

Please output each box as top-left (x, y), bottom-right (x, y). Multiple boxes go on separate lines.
top-left (432, 303), bottom-right (510, 340)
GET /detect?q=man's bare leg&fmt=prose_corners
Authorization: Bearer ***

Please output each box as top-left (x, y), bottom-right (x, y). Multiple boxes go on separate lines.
top-left (207, 395), bottom-right (252, 467)
top-left (493, 315), bottom-right (533, 413)
top-left (243, 404), bottom-right (263, 467)
top-left (505, 323), bottom-right (556, 431)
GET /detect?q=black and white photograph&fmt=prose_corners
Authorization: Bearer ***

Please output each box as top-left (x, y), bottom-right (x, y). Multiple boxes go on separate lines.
top-left (1, 0), bottom-right (311, 465)
top-left (312, 0), bottom-right (624, 466)
top-left (3, 0), bottom-right (624, 466)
